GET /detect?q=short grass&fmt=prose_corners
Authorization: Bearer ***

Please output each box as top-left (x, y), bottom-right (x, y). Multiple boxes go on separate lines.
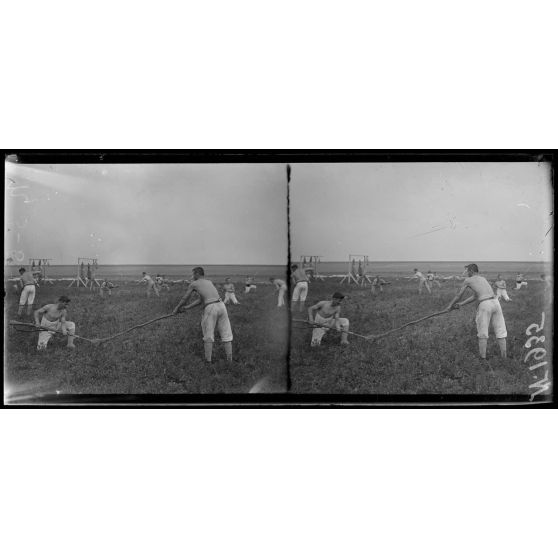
top-left (4, 283), bottom-right (288, 396)
top-left (289, 277), bottom-right (553, 395)
top-left (4, 277), bottom-right (553, 398)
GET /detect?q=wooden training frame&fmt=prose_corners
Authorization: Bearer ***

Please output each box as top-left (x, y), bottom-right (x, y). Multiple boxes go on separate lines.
top-left (28, 258), bottom-right (54, 284)
top-left (300, 255), bottom-right (324, 281)
top-left (340, 254), bottom-right (371, 285)
top-left (68, 257), bottom-right (101, 289)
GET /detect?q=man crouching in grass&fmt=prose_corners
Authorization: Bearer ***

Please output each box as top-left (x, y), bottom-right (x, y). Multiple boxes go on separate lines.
top-left (444, 263), bottom-right (507, 360)
top-left (172, 266), bottom-right (233, 364)
top-left (34, 295), bottom-right (76, 350)
top-left (307, 292), bottom-right (350, 347)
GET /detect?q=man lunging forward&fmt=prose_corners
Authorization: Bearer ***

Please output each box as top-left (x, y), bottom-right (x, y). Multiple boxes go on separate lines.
top-left (307, 292), bottom-right (350, 347)
top-left (172, 267), bottom-right (233, 363)
top-left (444, 263), bottom-right (507, 360)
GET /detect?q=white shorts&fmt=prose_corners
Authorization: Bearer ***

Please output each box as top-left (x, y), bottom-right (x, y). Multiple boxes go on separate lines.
top-left (19, 285), bottom-right (36, 305)
top-left (201, 301), bottom-right (233, 343)
top-left (476, 299), bottom-right (507, 339)
top-left (292, 281), bottom-right (308, 302)
top-left (311, 314), bottom-right (349, 345)
top-left (37, 317), bottom-right (76, 349)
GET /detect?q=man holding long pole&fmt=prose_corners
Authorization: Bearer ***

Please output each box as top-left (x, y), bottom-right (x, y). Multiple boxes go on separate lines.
top-left (444, 263), bottom-right (507, 360)
top-left (172, 267), bottom-right (233, 364)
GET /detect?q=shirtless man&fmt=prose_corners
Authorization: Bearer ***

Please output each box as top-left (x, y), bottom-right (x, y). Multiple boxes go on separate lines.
top-left (307, 292), bottom-right (350, 346)
top-left (426, 270), bottom-right (441, 289)
top-left (270, 277), bottom-right (287, 307)
top-left (371, 275), bottom-right (389, 295)
top-left (410, 268), bottom-right (431, 294)
top-left (100, 278), bottom-right (115, 298)
top-left (291, 264), bottom-right (309, 312)
top-left (515, 273), bottom-right (528, 290)
top-left (223, 278), bottom-right (240, 305)
top-left (155, 274), bottom-right (170, 292)
top-left (445, 263), bottom-right (507, 359)
top-left (34, 295), bottom-right (76, 350)
top-left (493, 274), bottom-right (511, 302)
top-left (17, 267), bottom-right (39, 318)
top-left (172, 267), bottom-right (233, 363)
top-left (140, 272), bottom-right (160, 297)
top-left (245, 276), bottom-right (257, 294)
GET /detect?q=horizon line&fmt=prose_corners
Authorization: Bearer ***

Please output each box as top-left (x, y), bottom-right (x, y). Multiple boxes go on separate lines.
top-left (6, 259), bottom-right (552, 266)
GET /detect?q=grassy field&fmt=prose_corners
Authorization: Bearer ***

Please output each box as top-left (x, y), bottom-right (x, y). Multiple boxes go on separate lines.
top-left (4, 282), bottom-right (289, 398)
top-left (289, 277), bottom-right (553, 396)
top-left (4, 274), bottom-right (553, 400)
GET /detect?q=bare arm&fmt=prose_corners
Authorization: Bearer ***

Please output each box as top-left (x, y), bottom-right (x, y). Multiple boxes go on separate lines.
top-left (60, 309), bottom-right (68, 335)
top-left (34, 305), bottom-right (48, 325)
top-left (445, 283), bottom-right (471, 312)
top-left (182, 297), bottom-right (203, 310)
top-left (307, 302), bottom-right (324, 323)
top-left (173, 285), bottom-right (195, 314)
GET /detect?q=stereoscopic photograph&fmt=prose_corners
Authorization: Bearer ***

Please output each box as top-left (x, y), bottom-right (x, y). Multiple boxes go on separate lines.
top-left (3, 153), bottom-right (554, 405)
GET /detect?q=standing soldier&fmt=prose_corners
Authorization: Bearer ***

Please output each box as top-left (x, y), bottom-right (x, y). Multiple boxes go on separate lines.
top-left (245, 276), bottom-right (257, 293)
top-left (410, 268), bottom-right (432, 294)
top-left (290, 264), bottom-right (309, 312)
top-left (493, 274), bottom-right (512, 302)
top-left (515, 273), bottom-right (528, 290)
top-left (223, 277), bottom-right (240, 305)
top-left (100, 278), bottom-right (115, 298)
top-left (270, 277), bottom-right (287, 307)
top-left (139, 272), bottom-right (160, 297)
top-left (426, 270), bottom-right (441, 289)
top-left (17, 267), bottom-right (39, 319)
top-left (172, 267), bottom-right (233, 363)
top-left (444, 263), bottom-right (507, 360)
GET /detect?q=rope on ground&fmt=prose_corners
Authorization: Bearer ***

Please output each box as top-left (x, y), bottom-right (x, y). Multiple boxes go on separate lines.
top-left (9, 321), bottom-right (96, 343)
top-left (9, 312), bottom-right (178, 345)
top-left (293, 309), bottom-right (451, 342)
top-left (365, 309), bottom-right (451, 340)
top-left (292, 319), bottom-right (370, 340)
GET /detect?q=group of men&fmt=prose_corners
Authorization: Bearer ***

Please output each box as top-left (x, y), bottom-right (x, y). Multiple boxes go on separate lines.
top-left (12, 262), bottom-right (546, 364)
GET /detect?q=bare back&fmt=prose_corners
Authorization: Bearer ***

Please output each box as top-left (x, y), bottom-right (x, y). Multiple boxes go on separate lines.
top-left (464, 275), bottom-right (494, 300)
top-left (191, 278), bottom-right (220, 303)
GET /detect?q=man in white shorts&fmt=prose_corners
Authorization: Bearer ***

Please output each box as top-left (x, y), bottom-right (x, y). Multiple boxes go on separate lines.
top-left (515, 273), bottom-right (528, 290)
top-left (140, 272), bottom-right (160, 297)
top-left (410, 268), bottom-right (431, 294)
top-left (445, 263), bottom-right (507, 359)
top-left (307, 292), bottom-right (350, 346)
top-left (244, 276), bottom-right (257, 294)
top-left (223, 278), bottom-right (240, 305)
top-left (156, 274), bottom-right (170, 292)
top-left (493, 274), bottom-right (511, 302)
top-left (17, 267), bottom-right (39, 318)
top-left (34, 295), bottom-right (76, 350)
top-left (172, 267), bottom-right (233, 363)
top-left (100, 278), bottom-right (115, 298)
top-left (270, 277), bottom-right (287, 307)
top-left (290, 264), bottom-right (309, 312)
top-left (426, 270), bottom-right (441, 289)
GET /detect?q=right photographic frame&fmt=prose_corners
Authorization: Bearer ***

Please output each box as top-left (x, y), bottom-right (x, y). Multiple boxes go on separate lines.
top-left (287, 153), bottom-right (554, 404)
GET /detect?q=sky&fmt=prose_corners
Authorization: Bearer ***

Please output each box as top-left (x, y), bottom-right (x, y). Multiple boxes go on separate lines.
top-left (290, 162), bottom-right (553, 262)
top-left (4, 160), bottom-right (553, 265)
top-left (4, 163), bottom-right (288, 265)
